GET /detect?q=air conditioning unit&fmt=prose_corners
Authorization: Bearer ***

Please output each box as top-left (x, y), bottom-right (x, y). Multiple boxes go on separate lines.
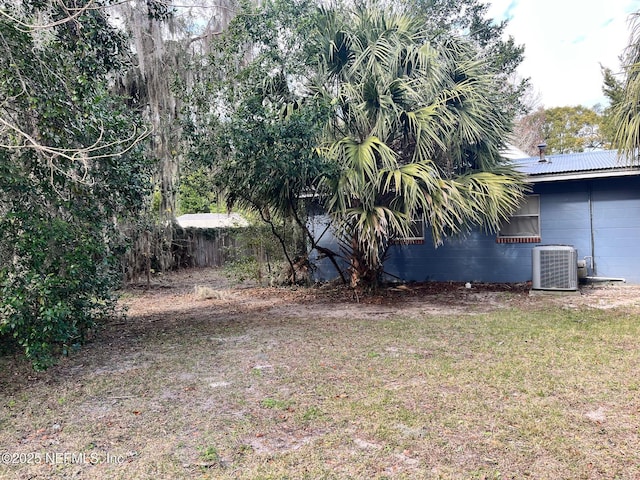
top-left (532, 245), bottom-right (578, 291)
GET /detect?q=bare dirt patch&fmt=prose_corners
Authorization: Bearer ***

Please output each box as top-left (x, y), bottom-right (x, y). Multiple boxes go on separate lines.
top-left (124, 268), bottom-right (640, 320)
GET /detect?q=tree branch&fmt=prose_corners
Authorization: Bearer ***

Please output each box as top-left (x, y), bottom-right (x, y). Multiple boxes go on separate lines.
top-left (288, 198), bottom-right (348, 285)
top-left (254, 204), bottom-right (297, 284)
top-left (0, 0), bottom-right (97, 32)
top-left (0, 116), bottom-right (150, 163)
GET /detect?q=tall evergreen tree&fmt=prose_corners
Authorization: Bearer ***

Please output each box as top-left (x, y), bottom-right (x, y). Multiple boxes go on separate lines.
top-left (398, 0), bottom-right (529, 117)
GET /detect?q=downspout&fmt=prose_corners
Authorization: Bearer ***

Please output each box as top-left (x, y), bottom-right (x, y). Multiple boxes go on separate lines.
top-left (588, 182), bottom-right (596, 275)
top-left (584, 182), bottom-right (626, 283)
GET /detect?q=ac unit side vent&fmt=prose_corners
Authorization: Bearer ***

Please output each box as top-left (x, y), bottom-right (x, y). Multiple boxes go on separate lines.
top-left (532, 245), bottom-right (578, 291)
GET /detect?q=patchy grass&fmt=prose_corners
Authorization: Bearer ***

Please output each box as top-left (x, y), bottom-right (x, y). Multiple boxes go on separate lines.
top-left (1, 272), bottom-right (639, 479)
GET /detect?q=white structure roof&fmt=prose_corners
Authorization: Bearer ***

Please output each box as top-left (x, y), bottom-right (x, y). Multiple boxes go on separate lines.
top-left (176, 213), bottom-right (249, 229)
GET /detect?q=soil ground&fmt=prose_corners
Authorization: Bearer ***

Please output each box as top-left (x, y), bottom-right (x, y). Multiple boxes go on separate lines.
top-left (1, 268), bottom-right (639, 479)
top-left (124, 268), bottom-right (640, 319)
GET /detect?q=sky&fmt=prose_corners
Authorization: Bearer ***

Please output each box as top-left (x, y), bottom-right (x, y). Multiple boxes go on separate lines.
top-left (486, 0), bottom-right (640, 109)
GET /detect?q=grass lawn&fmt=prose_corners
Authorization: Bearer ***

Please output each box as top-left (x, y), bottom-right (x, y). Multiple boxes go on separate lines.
top-left (1, 271), bottom-right (639, 479)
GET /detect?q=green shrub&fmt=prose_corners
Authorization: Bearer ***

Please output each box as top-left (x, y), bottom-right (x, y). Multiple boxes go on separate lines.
top-left (0, 216), bottom-right (122, 370)
top-left (0, 7), bottom-right (149, 368)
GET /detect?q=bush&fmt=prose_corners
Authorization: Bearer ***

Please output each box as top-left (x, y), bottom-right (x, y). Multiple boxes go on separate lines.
top-left (0, 216), bottom-right (122, 370)
top-left (0, 6), bottom-right (149, 369)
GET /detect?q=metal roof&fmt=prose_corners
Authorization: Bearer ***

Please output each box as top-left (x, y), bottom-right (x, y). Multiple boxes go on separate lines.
top-left (511, 150), bottom-right (640, 182)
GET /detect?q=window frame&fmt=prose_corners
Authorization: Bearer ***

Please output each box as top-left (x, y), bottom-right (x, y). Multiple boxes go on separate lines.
top-left (496, 194), bottom-right (541, 244)
top-left (391, 218), bottom-right (425, 245)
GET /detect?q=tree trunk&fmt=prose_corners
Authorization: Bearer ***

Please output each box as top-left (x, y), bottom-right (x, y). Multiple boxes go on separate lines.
top-left (349, 234), bottom-right (381, 292)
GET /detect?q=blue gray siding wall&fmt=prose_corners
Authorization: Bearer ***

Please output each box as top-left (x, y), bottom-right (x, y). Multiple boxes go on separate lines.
top-left (382, 231), bottom-right (530, 283)
top-left (533, 177), bottom-right (640, 283)
top-left (308, 214), bottom-right (345, 280)
top-left (590, 177), bottom-right (640, 281)
top-left (312, 175), bottom-right (640, 284)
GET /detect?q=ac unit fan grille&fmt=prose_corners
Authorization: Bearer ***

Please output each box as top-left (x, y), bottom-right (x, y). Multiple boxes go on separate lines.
top-left (540, 250), bottom-right (575, 289)
top-left (532, 246), bottom-right (578, 291)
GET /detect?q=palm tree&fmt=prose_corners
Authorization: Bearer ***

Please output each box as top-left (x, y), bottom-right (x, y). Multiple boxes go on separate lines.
top-left (613, 12), bottom-right (640, 158)
top-left (311, 5), bottom-right (525, 288)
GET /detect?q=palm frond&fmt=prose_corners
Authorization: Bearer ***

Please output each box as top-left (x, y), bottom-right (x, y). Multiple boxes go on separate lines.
top-left (310, 4), bottom-right (525, 283)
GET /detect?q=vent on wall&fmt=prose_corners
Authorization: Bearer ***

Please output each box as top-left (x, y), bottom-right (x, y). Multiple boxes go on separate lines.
top-left (532, 245), bottom-right (578, 291)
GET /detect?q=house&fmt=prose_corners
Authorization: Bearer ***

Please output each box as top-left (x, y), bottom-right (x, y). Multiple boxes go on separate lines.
top-left (311, 150), bottom-right (640, 284)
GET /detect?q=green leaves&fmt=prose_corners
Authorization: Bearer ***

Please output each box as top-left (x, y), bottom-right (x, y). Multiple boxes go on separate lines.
top-left (0, 213), bottom-right (122, 369)
top-left (0, 1), bottom-right (150, 368)
top-left (312, 4), bottom-right (523, 284)
top-left (612, 12), bottom-right (640, 158)
top-left (186, 0), bottom-right (525, 288)
top-left (543, 106), bottom-right (606, 154)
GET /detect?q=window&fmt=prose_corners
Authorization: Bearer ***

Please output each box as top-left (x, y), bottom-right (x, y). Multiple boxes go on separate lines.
top-left (497, 195), bottom-right (540, 243)
top-left (392, 219), bottom-right (425, 245)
